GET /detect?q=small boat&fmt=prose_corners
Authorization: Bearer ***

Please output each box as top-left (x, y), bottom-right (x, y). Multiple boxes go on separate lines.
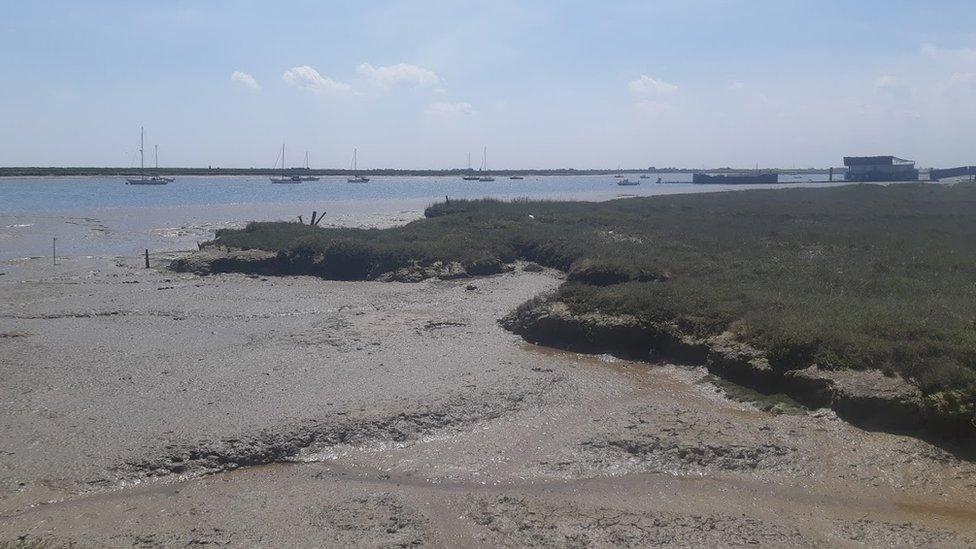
top-left (639, 174), bottom-right (650, 179)
top-left (149, 145), bottom-right (175, 183)
top-left (126, 128), bottom-right (173, 185)
top-left (613, 174), bottom-right (624, 178)
top-left (462, 152), bottom-right (481, 180)
top-left (300, 151), bottom-right (319, 181)
top-left (476, 147), bottom-right (494, 181)
top-left (270, 144), bottom-right (302, 184)
top-left (617, 178), bottom-right (640, 186)
top-left (347, 148), bottom-right (370, 183)
top-left (509, 175), bottom-right (524, 180)
top-left (271, 175), bottom-right (303, 183)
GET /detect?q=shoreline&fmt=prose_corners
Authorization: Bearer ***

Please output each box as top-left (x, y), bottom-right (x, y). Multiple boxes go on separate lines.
top-left (0, 182), bottom-right (851, 261)
top-left (2, 251), bottom-right (975, 546)
top-left (3, 191), bottom-right (976, 546)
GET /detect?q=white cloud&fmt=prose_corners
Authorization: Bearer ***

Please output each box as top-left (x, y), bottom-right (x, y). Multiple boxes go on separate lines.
top-left (283, 65), bottom-right (351, 94)
top-left (231, 71), bottom-right (259, 90)
top-left (357, 63), bottom-right (440, 88)
top-left (728, 81), bottom-right (746, 91)
top-left (628, 74), bottom-right (679, 95)
top-left (425, 101), bottom-right (474, 116)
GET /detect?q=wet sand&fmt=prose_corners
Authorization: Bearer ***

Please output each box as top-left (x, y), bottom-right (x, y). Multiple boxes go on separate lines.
top-left (1, 215), bottom-right (976, 547)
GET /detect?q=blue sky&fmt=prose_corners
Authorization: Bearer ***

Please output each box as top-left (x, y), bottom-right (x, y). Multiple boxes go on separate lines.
top-left (1, 0), bottom-right (975, 169)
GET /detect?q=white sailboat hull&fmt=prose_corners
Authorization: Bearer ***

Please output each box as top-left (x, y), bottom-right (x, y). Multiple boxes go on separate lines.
top-left (126, 177), bottom-right (170, 185)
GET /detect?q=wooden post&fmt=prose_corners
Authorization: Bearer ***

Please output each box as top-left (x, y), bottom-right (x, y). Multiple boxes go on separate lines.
top-left (298, 215), bottom-right (303, 224)
top-left (52, 237), bottom-right (56, 266)
top-left (145, 249), bottom-right (150, 269)
top-left (311, 211), bottom-right (317, 226)
top-left (829, 167), bottom-right (833, 182)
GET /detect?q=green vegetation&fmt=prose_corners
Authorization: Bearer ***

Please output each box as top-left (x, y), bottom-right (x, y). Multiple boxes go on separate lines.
top-left (205, 183), bottom-right (976, 417)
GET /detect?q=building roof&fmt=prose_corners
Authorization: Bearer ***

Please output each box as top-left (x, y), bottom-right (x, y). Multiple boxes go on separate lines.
top-left (844, 156), bottom-right (914, 166)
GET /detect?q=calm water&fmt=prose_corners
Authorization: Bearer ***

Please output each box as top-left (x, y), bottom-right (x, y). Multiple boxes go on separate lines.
top-left (0, 174), bottom-right (838, 260)
top-left (0, 173), bottom-right (831, 213)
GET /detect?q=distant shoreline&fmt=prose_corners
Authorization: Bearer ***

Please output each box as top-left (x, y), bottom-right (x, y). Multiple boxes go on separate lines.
top-left (0, 167), bottom-right (836, 177)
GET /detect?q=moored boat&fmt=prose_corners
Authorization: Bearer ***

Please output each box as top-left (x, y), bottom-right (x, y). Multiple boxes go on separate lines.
top-left (300, 151), bottom-right (319, 181)
top-left (476, 147), bottom-right (494, 181)
top-left (347, 148), bottom-right (370, 183)
top-left (270, 144), bottom-right (303, 184)
top-left (126, 128), bottom-right (173, 185)
top-left (692, 172), bottom-right (778, 185)
top-left (462, 152), bottom-right (480, 180)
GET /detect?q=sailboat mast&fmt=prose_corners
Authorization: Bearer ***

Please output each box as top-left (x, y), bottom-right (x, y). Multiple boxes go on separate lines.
top-left (139, 126), bottom-right (144, 174)
top-left (155, 144), bottom-right (158, 170)
top-left (353, 148), bottom-right (358, 172)
top-left (281, 143), bottom-right (285, 174)
top-left (305, 151), bottom-right (309, 170)
top-left (468, 152), bottom-right (471, 171)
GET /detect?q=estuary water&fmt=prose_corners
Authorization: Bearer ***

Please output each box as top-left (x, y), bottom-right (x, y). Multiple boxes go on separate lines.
top-left (0, 173), bottom-right (832, 213)
top-left (0, 174), bottom-right (838, 260)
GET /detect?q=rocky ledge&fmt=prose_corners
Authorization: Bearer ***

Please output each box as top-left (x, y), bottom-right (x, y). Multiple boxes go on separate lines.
top-left (501, 299), bottom-right (975, 451)
top-left (169, 249), bottom-right (279, 276)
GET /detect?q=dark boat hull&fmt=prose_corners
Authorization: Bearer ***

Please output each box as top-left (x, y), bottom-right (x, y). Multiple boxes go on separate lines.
top-left (692, 173), bottom-right (778, 185)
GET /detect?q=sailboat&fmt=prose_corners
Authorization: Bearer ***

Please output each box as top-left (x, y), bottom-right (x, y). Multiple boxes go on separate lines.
top-left (300, 151), bottom-right (319, 181)
top-left (478, 147), bottom-right (494, 182)
top-left (126, 127), bottom-right (172, 185)
top-left (270, 143), bottom-right (302, 184)
top-left (150, 145), bottom-right (174, 183)
top-left (347, 148), bottom-right (369, 183)
top-left (462, 152), bottom-right (480, 180)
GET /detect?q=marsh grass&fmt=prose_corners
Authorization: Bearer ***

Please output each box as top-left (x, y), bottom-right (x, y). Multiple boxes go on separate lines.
top-left (207, 183), bottom-right (976, 404)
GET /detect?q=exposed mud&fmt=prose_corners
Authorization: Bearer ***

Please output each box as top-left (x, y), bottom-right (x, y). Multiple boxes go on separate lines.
top-left (502, 299), bottom-right (976, 454)
top-left (306, 494), bottom-right (431, 548)
top-left (467, 496), bottom-right (809, 547)
top-left (110, 390), bottom-right (534, 483)
top-left (2, 253), bottom-right (976, 547)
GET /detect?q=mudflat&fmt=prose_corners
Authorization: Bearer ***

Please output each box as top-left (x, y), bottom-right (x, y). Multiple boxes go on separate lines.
top-left (1, 251), bottom-right (976, 547)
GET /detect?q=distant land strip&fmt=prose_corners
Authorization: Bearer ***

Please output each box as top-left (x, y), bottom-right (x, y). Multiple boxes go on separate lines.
top-left (0, 167), bottom-right (835, 177)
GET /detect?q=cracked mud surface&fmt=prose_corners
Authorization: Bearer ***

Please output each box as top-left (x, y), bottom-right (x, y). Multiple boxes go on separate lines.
top-left (2, 253), bottom-right (976, 547)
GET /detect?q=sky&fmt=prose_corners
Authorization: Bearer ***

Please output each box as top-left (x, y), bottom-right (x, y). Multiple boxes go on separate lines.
top-left (1, 0), bottom-right (975, 169)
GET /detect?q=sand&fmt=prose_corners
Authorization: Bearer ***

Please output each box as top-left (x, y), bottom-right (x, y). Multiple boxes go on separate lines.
top-left (1, 211), bottom-right (976, 547)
